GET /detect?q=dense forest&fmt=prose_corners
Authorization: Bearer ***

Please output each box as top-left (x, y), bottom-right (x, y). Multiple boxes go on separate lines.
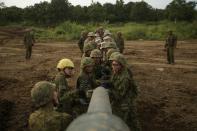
top-left (0, 0), bottom-right (196, 26)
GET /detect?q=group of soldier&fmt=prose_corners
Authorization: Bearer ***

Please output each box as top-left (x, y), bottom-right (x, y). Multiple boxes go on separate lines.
top-left (28, 27), bottom-right (141, 131)
top-left (28, 27), bottom-right (178, 131)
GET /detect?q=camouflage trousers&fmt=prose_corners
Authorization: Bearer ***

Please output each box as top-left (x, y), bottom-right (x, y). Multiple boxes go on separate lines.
top-left (112, 101), bottom-right (141, 131)
top-left (167, 47), bottom-right (175, 64)
top-left (25, 46), bottom-right (32, 59)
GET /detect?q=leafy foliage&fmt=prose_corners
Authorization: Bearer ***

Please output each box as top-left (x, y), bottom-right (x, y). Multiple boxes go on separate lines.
top-left (0, 0), bottom-right (196, 25)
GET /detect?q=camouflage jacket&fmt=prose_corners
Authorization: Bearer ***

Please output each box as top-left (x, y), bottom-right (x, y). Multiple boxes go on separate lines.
top-left (55, 72), bottom-right (77, 103)
top-left (110, 68), bottom-right (138, 105)
top-left (29, 106), bottom-right (72, 131)
top-left (165, 34), bottom-right (177, 48)
top-left (76, 72), bottom-right (96, 99)
top-left (55, 72), bottom-right (69, 100)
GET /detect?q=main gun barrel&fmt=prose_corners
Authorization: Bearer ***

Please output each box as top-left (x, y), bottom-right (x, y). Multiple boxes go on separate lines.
top-left (66, 87), bottom-right (130, 131)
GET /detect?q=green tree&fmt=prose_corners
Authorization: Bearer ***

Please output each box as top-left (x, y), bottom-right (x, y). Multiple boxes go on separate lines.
top-left (24, 2), bottom-right (51, 25)
top-left (129, 1), bottom-right (153, 22)
top-left (166, 0), bottom-right (197, 21)
top-left (1, 6), bottom-right (23, 24)
top-left (70, 5), bottom-right (88, 22)
top-left (87, 2), bottom-right (106, 22)
top-left (49, 0), bottom-right (71, 24)
top-left (114, 0), bottom-right (126, 22)
top-left (103, 3), bottom-right (116, 23)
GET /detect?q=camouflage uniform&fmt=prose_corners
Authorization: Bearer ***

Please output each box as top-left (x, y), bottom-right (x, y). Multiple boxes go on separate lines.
top-left (109, 54), bottom-right (140, 131)
top-left (101, 41), bottom-right (117, 63)
top-left (76, 57), bottom-right (96, 101)
top-left (24, 30), bottom-right (35, 59)
top-left (29, 81), bottom-right (72, 131)
top-left (84, 32), bottom-right (97, 49)
top-left (115, 32), bottom-right (125, 53)
top-left (82, 42), bottom-right (95, 58)
top-left (78, 31), bottom-right (88, 53)
top-left (165, 31), bottom-right (177, 64)
top-left (90, 49), bottom-right (103, 80)
top-left (55, 71), bottom-right (75, 113)
top-left (55, 58), bottom-right (79, 114)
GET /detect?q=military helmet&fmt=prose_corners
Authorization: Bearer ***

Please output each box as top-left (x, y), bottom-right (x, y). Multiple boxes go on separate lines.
top-left (109, 53), bottom-right (126, 66)
top-left (103, 30), bottom-right (111, 37)
top-left (81, 30), bottom-right (88, 36)
top-left (104, 42), bottom-right (117, 49)
top-left (90, 49), bottom-right (102, 58)
top-left (57, 58), bottom-right (74, 69)
top-left (80, 57), bottom-right (94, 69)
top-left (83, 43), bottom-right (95, 53)
top-left (106, 48), bottom-right (119, 60)
top-left (109, 52), bottom-right (121, 61)
top-left (87, 32), bottom-right (95, 37)
top-left (31, 81), bottom-right (55, 107)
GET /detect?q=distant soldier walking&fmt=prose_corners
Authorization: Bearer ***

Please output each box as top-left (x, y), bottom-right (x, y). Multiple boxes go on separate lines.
top-left (24, 29), bottom-right (35, 60)
top-left (115, 31), bottom-right (125, 53)
top-left (165, 30), bottom-right (177, 64)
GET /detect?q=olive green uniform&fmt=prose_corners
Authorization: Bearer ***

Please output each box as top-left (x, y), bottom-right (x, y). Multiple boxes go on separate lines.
top-left (115, 35), bottom-right (124, 53)
top-left (29, 81), bottom-right (72, 131)
top-left (109, 54), bottom-right (140, 131)
top-left (165, 33), bottom-right (177, 64)
top-left (78, 36), bottom-right (86, 53)
top-left (24, 31), bottom-right (35, 59)
top-left (55, 72), bottom-right (76, 113)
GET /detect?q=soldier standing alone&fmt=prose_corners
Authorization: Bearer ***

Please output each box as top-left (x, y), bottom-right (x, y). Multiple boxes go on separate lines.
top-left (165, 30), bottom-right (177, 64)
top-left (115, 31), bottom-right (125, 53)
top-left (24, 29), bottom-right (35, 60)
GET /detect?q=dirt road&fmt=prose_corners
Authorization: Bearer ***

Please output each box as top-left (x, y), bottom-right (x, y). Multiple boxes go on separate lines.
top-left (0, 39), bottom-right (197, 131)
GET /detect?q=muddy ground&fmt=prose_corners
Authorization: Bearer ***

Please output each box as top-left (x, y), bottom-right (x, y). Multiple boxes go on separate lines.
top-left (0, 39), bottom-right (196, 131)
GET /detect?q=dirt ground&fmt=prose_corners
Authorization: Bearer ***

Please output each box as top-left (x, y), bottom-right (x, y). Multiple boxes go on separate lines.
top-left (0, 39), bottom-right (197, 131)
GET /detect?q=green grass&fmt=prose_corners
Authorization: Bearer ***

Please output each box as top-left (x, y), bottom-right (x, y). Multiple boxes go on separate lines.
top-left (24, 21), bottom-right (197, 41)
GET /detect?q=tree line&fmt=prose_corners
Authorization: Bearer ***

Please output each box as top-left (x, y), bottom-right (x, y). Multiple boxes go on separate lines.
top-left (0, 0), bottom-right (196, 26)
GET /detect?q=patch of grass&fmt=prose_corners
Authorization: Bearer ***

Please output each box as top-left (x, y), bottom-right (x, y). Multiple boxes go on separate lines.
top-left (27, 21), bottom-right (197, 41)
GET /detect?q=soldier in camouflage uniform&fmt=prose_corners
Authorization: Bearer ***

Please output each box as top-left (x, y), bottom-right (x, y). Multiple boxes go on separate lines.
top-left (24, 29), bottom-right (35, 60)
top-left (82, 43), bottom-right (95, 58)
top-left (84, 32), bottom-right (97, 48)
top-left (76, 57), bottom-right (96, 105)
top-left (101, 41), bottom-right (117, 63)
top-left (165, 30), bottom-right (177, 64)
top-left (109, 54), bottom-right (141, 131)
top-left (90, 49), bottom-right (103, 80)
top-left (55, 58), bottom-right (77, 113)
top-left (78, 31), bottom-right (88, 53)
top-left (29, 81), bottom-right (72, 131)
top-left (115, 31), bottom-right (125, 53)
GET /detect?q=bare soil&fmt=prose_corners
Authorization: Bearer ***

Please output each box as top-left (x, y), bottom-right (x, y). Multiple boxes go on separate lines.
top-left (0, 39), bottom-right (197, 131)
